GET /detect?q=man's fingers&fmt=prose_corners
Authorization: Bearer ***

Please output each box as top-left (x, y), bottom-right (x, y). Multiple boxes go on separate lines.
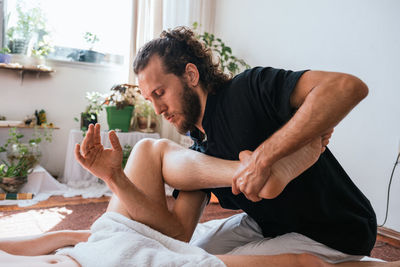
top-left (321, 138), bottom-right (330, 147)
top-left (81, 124), bottom-right (94, 156)
top-left (109, 131), bottom-right (122, 151)
top-left (240, 181), bottom-right (262, 202)
top-left (232, 176), bottom-right (240, 195)
top-left (93, 123), bottom-right (101, 146)
top-left (321, 128), bottom-right (334, 151)
top-left (321, 128), bottom-right (334, 141)
top-left (74, 144), bottom-right (86, 166)
top-left (239, 150), bottom-right (252, 161)
top-left (236, 175), bottom-right (263, 202)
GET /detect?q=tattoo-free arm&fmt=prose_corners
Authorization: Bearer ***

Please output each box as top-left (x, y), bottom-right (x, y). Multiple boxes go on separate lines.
top-left (232, 71), bottom-right (368, 201)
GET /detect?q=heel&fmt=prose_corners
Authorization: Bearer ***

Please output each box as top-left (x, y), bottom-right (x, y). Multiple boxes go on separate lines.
top-left (258, 138), bottom-right (322, 199)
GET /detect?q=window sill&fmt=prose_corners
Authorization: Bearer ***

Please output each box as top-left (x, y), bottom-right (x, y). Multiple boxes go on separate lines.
top-left (46, 58), bottom-right (125, 71)
top-left (8, 54), bottom-right (125, 71)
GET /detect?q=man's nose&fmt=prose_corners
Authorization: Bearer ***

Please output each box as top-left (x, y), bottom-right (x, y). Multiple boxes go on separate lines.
top-left (153, 102), bottom-right (165, 115)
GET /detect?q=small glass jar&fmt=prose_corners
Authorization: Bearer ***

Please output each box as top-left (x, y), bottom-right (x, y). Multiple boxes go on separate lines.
top-left (7, 142), bottom-right (42, 169)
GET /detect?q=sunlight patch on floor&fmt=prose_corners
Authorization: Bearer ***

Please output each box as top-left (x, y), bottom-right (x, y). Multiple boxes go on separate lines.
top-left (0, 207), bottom-right (73, 238)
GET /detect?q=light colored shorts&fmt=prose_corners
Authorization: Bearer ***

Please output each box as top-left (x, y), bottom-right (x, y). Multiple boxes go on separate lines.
top-left (190, 213), bottom-right (380, 264)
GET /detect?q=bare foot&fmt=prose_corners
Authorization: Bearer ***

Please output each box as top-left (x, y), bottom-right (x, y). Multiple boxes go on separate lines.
top-left (258, 138), bottom-right (322, 199)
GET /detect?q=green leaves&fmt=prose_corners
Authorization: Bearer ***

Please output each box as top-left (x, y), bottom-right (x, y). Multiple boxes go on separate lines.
top-left (0, 127), bottom-right (53, 178)
top-left (0, 157), bottom-right (31, 177)
top-left (192, 22), bottom-right (250, 75)
top-left (122, 144), bottom-right (133, 169)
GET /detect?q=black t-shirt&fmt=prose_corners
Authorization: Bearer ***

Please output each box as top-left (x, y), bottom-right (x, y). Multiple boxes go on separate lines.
top-left (188, 67), bottom-right (377, 256)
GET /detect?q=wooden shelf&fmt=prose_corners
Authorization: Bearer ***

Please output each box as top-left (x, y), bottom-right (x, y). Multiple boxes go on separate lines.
top-left (0, 124), bottom-right (59, 129)
top-left (0, 63), bottom-right (55, 84)
top-left (0, 64), bottom-right (54, 73)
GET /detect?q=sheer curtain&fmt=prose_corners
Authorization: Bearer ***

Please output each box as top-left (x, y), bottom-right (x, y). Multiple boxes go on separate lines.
top-left (128, 0), bottom-right (215, 143)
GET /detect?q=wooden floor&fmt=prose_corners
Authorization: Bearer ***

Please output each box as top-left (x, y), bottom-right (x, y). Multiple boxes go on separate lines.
top-left (0, 195), bottom-right (111, 212)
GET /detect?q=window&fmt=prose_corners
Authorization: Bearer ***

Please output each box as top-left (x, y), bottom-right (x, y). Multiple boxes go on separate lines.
top-left (2, 0), bottom-right (132, 65)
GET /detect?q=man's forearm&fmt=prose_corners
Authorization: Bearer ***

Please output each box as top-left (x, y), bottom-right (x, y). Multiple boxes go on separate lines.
top-left (258, 74), bottom-right (368, 166)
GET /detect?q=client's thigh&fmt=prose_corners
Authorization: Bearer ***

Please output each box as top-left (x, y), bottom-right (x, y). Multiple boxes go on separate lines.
top-left (0, 250), bottom-right (80, 267)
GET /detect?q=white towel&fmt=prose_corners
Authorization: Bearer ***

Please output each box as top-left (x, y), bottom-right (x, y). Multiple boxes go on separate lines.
top-left (57, 212), bottom-right (225, 267)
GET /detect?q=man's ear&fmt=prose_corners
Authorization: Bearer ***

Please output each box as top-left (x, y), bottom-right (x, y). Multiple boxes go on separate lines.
top-left (185, 63), bottom-right (200, 86)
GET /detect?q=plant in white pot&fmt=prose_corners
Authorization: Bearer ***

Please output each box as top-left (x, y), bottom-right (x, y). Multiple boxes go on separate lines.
top-left (103, 84), bottom-right (140, 132)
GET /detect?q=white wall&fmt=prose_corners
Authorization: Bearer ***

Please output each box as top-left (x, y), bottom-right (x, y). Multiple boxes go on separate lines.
top-left (0, 60), bottom-right (128, 177)
top-left (214, 0), bottom-right (400, 231)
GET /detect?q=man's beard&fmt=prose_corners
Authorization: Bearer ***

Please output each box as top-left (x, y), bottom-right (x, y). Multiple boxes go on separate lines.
top-left (175, 82), bottom-right (201, 135)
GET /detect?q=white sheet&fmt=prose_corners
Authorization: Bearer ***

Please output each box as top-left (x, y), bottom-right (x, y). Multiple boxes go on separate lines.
top-left (57, 212), bottom-right (225, 267)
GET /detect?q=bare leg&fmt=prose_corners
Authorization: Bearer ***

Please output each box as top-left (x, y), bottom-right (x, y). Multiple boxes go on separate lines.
top-left (106, 138), bottom-right (209, 241)
top-left (122, 137), bottom-right (322, 199)
top-left (106, 136), bottom-right (322, 237)
top-left (258, 137), bottom-right (322, 198)
top-left (0, 230), bottom-right (90, 256)
top-left (217, 253), bottom-right (329, 267)
top-left (217, 254), bottom-right (400, 267)
top-left (0, 230), bottom-right (88, 266)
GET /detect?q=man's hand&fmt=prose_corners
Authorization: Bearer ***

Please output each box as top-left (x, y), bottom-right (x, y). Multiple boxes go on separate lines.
top-left (321, 128), bottom-right (333, 152)
top-left (74, 123), bottom-right (123, 183)
top-left (232, 128), bottom-right (334, 202)
top-left (232, 149), bottom-right (271, 202)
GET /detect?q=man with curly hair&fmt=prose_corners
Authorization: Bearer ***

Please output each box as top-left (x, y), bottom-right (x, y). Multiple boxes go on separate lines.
top-left (128, 26), bottom-right (377, 263)
top-left (0, 124), bottom-right (396, 266)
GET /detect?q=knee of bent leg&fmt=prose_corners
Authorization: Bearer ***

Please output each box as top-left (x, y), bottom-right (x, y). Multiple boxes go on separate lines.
top-left (132, 138), bottom-right (172, 156)
top-left (134, 138), bottom-right (157, 150)
top-left (152, 138), bottom-right (176, 155)
top-left (297, 253), bottom-right (329, 267)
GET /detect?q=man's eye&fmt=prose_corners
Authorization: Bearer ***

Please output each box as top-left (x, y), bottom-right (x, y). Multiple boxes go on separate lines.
top-left (155, 89), bottom-right (164, 97)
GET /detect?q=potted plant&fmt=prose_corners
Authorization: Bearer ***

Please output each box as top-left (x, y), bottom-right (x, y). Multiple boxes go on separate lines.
top-left (7, 1), bottom-right (47, 55)
top-left (0, 158), bottom-right (30, 193)
top-left (122, 144), bottom-right (133, 169)
top-left (192, 22), bottom-right (250, 75)
top-left (0, 47), bottom-right (12, 64)
top-left (30, 35), bottom-right (54, 66)
top-left (79, 32), bottom-right (104, 63)
top-left (134, 95), bottom-right (157, 132)
top-left (103, 84), bottom-right (139, 132)
top-left (75, 91), bottom-right (105, 131)
top-left (0, 127), bottom-right (53, 193)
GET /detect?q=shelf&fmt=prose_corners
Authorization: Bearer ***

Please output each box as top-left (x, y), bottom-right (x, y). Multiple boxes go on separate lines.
top-left (0, 64), bottom-right (54, 73)
top-left (0, 63), bottom-right (55, 85)
top-left (0, 124), bottom-right (59, 129)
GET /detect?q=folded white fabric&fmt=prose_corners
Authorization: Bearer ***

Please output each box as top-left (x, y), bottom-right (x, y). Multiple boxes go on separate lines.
top-left (57, 212), bottom-right (225, 267)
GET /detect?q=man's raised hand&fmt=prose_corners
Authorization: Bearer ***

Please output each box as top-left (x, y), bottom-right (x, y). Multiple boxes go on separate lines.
top-left (74, 124), bottom-right (123, 183)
